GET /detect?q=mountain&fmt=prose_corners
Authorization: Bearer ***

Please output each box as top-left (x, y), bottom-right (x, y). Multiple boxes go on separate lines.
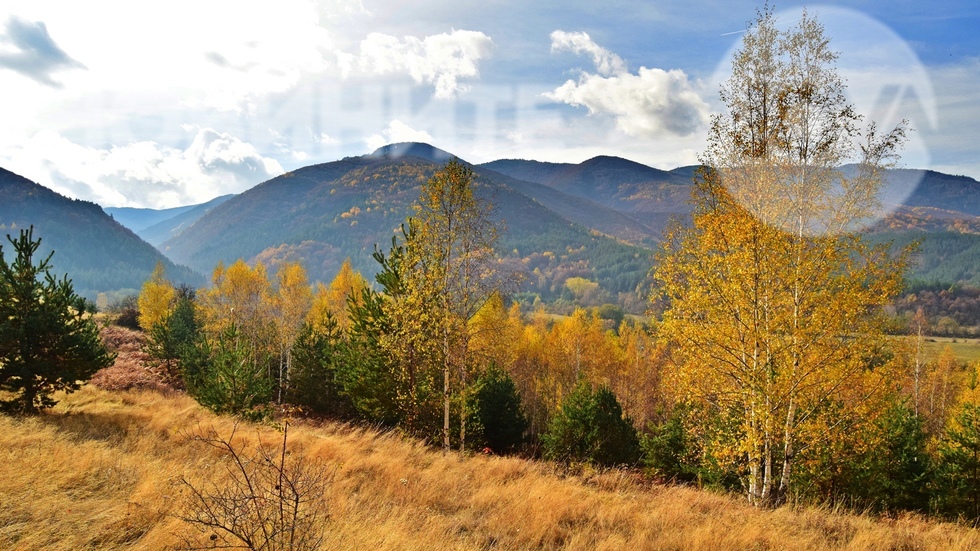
top-left (104, 204), bottom-right (199, 232)
top-left (481, 156), bottom-right (694, 241)
top-left (481, 156), bottom-right (693, 213)
top-left (482, 156), bottom-right (980, 287)
top-left (4, 140), bottom-right (973, 312)
top-left (136, 195), bottom-right (235, 247)
top-left (0, 168), bottom-right (204, 300)
top-left (886, 169), bottom-right (980, 216)
top-left (160, 144), bottom-right (653, 303)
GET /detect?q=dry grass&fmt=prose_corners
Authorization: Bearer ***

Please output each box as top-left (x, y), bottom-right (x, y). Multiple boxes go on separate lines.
top-left (2, 384), bottom-right (980, 550)
top-left (921, 337), bottom-right (980, 365)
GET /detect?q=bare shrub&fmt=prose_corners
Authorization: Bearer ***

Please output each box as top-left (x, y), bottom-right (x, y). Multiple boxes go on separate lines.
top-left (174, 422), bottom-right (330, 551)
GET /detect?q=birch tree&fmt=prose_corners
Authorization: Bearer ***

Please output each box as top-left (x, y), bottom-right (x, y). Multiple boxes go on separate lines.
top-left (655, 8), bottom-right (910, 507)
top-left (137, 261), bottom-right (175, 332)
top-left (402, 159), bottom-right (505, 451)
top-left (272, 262), bottom-right (312, 403)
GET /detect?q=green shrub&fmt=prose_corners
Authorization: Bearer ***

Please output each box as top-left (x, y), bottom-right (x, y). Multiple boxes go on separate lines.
top-left (641, 404), bottom-right (702, 484)
top-left (467, 365), bottom-right (528, 454)
top-left (542, 380), bottom-right (640, 467)
top-left (184, 325), bottom-right (273, 421)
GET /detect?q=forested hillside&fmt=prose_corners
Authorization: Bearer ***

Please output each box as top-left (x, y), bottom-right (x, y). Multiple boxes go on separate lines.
top-left (0, 168), bottom-right (203, 300)
top-left (160, 144), bottom-right (653, 306)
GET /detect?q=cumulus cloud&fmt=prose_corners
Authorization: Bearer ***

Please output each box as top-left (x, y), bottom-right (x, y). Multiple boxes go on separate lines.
top-left (365, 120), bottom-right (435, 151)
top-left (339, 30), bottom-right (494, 99)
top-left (2, 128), bottom-right (282, 208)
top-left (546, 30), bottom-right (709, 138)
top-left (0, 17), bottom-right (85, 87)
top-left (549, 31), bottom-right (626, 77)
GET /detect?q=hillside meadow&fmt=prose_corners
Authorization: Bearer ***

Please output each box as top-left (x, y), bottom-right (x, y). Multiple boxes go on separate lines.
top-left (2, 383), bottom-right (980, 550)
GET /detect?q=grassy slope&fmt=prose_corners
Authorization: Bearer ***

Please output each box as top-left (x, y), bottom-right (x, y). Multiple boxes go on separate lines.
top-left (3, 385), bottom-right (980, 550)
top-left (921, 337), bottom-right (980, 365)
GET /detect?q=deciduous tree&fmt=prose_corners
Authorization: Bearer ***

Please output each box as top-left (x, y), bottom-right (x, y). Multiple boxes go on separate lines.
top-left (654, 8), bottom-right (909, 506)
top-left (272, 262), bottom-right (312, 403)
top-left (137, 261), bottom-right (175, 332)
top-left (401, 159), bottom-right (507, 451)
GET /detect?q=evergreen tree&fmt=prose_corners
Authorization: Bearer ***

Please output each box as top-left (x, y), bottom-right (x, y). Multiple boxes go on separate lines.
top-left (339, 238), bottom-right (418, 428)
top-left (184, 325), bottom-right (273, 420)
top-left (467, 364), bottom-right (528, 454)
top-left (542, 380), bottom-right (640, 467)
top-left (0, 227), bottom-right (114, 414)
top-left (935, 366), bottom-right (980, 521)
top-left (853, 400), bottom-right (932, 513)
top-left (148, 284), bottom-right (199, 374)
top-left (287, 317), bottom-right (354, 417)
top-left (641, 404), bottom-right (702, 484)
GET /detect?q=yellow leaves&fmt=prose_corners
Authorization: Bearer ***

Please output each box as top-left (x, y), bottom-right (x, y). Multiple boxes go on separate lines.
top-left (309, 258), bottom-right (368, 332)
top-left (564, 277), bottom-right (599, 301)
top-left (274, 262), bottom-right (312, 348)
top-left (137, 262), bottom-right (175, 331)
top-left (198, 259), bottom-right (274, 343)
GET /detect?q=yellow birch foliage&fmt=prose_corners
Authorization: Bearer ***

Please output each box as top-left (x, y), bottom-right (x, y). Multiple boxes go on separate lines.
top-left (324, 258), bottom-right (368, 331)
top-left (654, 8), bottom-right (910, 506)
top-left (198, 259), bottom-right (274, 348)
top-left (137, 261), bottom-right (175, 331)
top-left (308, 282), bottom-right (333, 334)
top-left (274, 261), bottom-right (312, 350)
top-left (922, 346), bottom-right (963, 435)
top-left (614, 321), bottom-right (668, 428)
top-left (469, 292), bottom-right (518, 371)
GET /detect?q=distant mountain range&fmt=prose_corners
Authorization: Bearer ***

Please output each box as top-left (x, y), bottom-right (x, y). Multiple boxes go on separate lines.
top-left (157, 143), bottom-right (653, 303)
top-left (106, 195), bottom-right (234, 247)
top-left (0, 168), bottom-right (203, 301)
top-left (3, 143), bottom-right (978, 305)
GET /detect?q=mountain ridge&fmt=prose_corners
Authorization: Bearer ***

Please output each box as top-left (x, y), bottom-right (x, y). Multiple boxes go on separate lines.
top-left (6, 143), bottom-right (980, 303)
top-left (0, 167), bottom-right (203, 299)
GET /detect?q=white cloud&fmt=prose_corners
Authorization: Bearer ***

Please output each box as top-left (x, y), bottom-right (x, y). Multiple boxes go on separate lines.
top-left (2, 128), bottom-right (283, 208)
top-left (0, 16), bottom-right (85, 87)
top-left (365, 120), bottom-right (435, 151)
top-left (550, 30), bottom-right (626, 77)
top-left (319, 0), bottom-right (372, 20)
top-left (2, 0), bottom-right (337, 113)
top-left (546, 30), bottom-right (709, 138)
top-left (340, 29), bottom-right (494, 99)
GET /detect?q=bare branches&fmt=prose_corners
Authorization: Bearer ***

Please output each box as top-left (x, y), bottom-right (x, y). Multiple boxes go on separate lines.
top-left (174, 423), bottom-right (330, 551)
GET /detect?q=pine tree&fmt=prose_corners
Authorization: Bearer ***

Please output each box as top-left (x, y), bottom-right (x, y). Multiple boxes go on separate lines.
top-left (0, 227), bottom-right (114, 414)
top-left (542, 380), bottom-right (640, 467)
top-left (935, 363), bottom-right (980, 521)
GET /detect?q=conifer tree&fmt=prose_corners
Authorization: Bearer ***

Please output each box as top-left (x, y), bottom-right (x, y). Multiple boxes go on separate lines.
top-left (0, 227), bottom-right (113, 414)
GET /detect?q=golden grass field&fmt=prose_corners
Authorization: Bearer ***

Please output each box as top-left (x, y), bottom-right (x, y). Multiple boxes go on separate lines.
top-left (920, 337), bottom-right (980, 365)
top-left (2, 383), bottom-right (980, 551)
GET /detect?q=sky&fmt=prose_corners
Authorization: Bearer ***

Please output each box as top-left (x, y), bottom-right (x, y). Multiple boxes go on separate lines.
top-left (0, 0), bottom-right (977, 209)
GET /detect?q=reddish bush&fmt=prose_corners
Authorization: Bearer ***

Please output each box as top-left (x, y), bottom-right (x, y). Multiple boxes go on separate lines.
top-left (92, 325), bottom-right (181, 393)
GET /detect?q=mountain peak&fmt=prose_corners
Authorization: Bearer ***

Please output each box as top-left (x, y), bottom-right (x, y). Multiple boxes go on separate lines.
top-left (579, 155), bottom-right (660, 172)
top-left (369, 142), bottom-right (456, 164)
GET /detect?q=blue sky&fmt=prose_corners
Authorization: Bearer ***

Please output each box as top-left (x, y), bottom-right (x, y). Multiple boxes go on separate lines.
top-left (0, 0), bottom-right (976, 208)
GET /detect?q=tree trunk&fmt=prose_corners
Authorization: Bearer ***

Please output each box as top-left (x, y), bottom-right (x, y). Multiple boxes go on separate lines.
top-left (776, 399), bottom-right (797, 506)
top-left (443, 326), bottom-right (451, 452)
